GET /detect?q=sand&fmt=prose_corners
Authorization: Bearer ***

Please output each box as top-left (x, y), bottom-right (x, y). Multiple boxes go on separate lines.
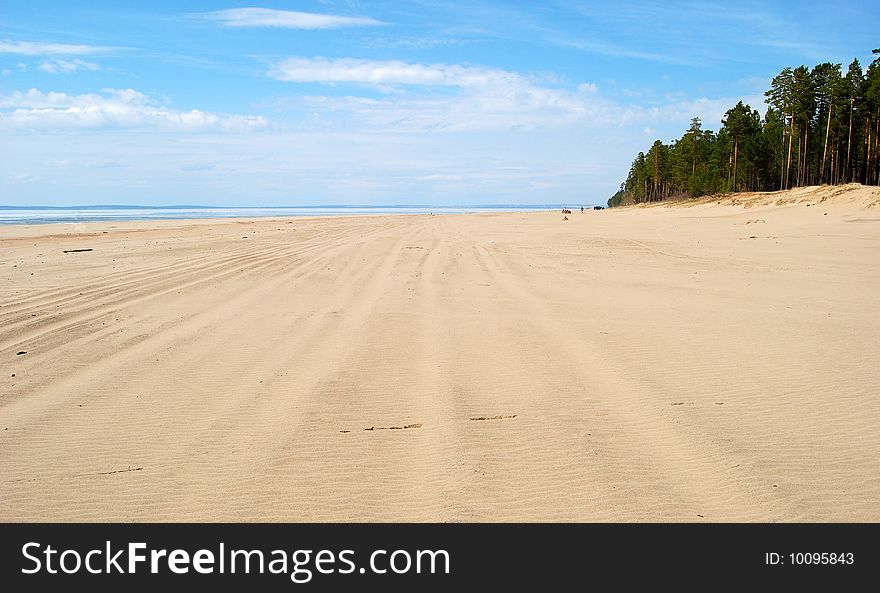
top-left (2, 184), bottom-right (879, 522)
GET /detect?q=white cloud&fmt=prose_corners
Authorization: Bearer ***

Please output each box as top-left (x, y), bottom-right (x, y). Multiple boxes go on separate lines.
top-left (270, 57), bottom-right (769, 140)
top-left (0, 88), bottom-right (268, 132)
top-left (37, 58), bottom-right (101, 74)
top-left (10, 173), bottom-right (38, 183)
top-left (294, 91), bottom-right (595, 133)
top-left (0, 40), bottom-right (117, 56)
top-left (364, 36), bottom-right (466, 50)
top-left (577, 83), bottom-right (598, 94)
top-left (270, 57), bottom-right (520, 87)
top-left (269, 58), bottom-right (621, 132)
top-left (554, 38), bottom-right (692, 65)
top-left (647, 94), bottom-right (769, 135)
top-left (200, 8), bottom-right (383, 29)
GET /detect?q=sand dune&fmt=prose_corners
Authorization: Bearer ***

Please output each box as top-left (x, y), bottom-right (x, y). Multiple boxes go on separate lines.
top-left (2, 184), bottom-right (879, 521)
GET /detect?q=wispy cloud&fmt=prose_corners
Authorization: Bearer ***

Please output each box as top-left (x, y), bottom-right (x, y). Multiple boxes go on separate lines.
top-left (555, 0), bottom-right (831, 66)
top-left (0, 88), bottom-right (267, 132)
top-left (755, 38), bottom-right (831, 62)
top-left (37, 58), bottom-right (100, 74)
top-left (268, 57), bottom-right (623, 132)
top-left (0, 39), bottom-right (118, 56)
top-left (198, 8), bottom-right (384, 29)
top-left (267, 54), bottom-right (772, 138)
top-left (554, 38), bottom-right (695, 66)
top-left (364, 36), bottom-right (467, 50)
top-left (295, 88), bottom-right (613, 134)
top-left (270, 57), bottom-right (520, 87)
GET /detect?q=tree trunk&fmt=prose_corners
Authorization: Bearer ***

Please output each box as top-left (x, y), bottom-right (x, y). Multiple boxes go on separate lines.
top-left (836, 133), bottom-right (841, 184)
top-left (874, 115), bottom-right (880, 184)
top-left (803, 123), bottom-right (809, 186)
top-left (846, 96), bottom-right (854, 182)
top-left (727, 150), bottom-right (732, 187)
top-left (779, 120), bottom-right (786, 190)
top-left (733, 138), bottom-right (738, 191)
top-left (830, 133), bottom-right (836, 185)
top-left (821, 100), bottom-right (832, 184)
top-left (786, 112), bottom-right (794, 189)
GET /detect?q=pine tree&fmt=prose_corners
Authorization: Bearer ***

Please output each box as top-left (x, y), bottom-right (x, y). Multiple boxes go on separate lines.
top-left (811, 63), bottom-right (842, 184)
top-left (609, 52), bottom-right (878, 207)
top-left (766, 67), bottom-right (795, 189)
top-left (843, 60), bottom-right (864, 182)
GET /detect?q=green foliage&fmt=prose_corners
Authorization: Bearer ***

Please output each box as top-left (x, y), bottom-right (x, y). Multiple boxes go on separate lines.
top-left (607, 52), bottom-right (880, 206)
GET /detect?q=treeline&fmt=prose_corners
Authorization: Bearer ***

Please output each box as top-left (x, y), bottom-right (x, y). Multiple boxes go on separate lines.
top-left (608, 50), bottom-right (880, 207)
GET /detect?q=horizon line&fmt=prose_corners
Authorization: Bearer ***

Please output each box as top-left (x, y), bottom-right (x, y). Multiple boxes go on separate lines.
top-left (0, 202), bottom-right (597, 210)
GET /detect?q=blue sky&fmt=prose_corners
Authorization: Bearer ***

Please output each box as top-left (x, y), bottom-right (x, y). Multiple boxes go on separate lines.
top-left (1, 1), bottom-right (877, 206)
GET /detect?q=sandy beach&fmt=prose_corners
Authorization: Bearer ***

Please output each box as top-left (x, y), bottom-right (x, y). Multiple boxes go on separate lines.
top-left (1, 184), bottom-right (879, 522)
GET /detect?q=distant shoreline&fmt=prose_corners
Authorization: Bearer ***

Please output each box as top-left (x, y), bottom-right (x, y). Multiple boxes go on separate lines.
top-left (0, 204), bottom-right (585, 226)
